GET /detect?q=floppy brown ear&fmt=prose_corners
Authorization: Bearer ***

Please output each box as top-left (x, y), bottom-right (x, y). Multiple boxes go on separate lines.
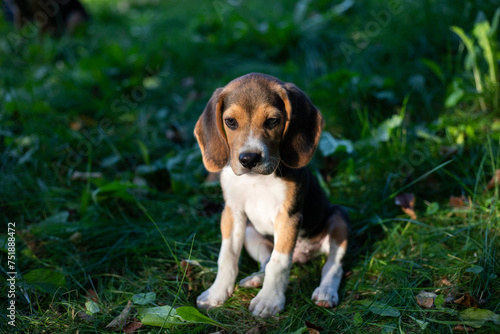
top-left (194, 88), bottom-right (229, 172)
top-left (279, 83), bottom-right (324, 168)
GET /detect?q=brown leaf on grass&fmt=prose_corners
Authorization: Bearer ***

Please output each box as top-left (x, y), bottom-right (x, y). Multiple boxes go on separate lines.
top-left (106, 300), bottom-right (133, 329)
top-left (305, 320), bottom-right (325, 334)
top-left (449, 195), bottom-right (470, 208)
top-left (486, 169), bottom-right (500, 190)
top-left (452, 324), bottom-right (475, 332)
top-left (454, 293), bottom-right (479, 309)
top-left (416, 291), bottom-right (437, 308)
top-left (437, 276), bottom-right (452, 287)
top-left (70, 120), bottom-right (82, 131)
top-left (18, 230), bottom-right (45, 258)
top-left (123, 318), bottom-right (143, 334)
top-left (69, 231), bottom-right (83, 244)
top-left (86, 289), bottom-right (99, 303)
top-left (395, 193), bottom-right (417, 220)
top-left (77, 311), bottom-right (93, 321)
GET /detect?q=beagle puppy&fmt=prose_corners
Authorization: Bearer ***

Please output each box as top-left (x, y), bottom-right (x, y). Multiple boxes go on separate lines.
top-left (194, 73), bottom-right (349, 318)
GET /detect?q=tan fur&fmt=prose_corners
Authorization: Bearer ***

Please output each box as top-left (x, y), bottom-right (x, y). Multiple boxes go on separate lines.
top-left (194, 88), bottom-right (229, 172)
top-left (329, 213), bottom-right (349, 251)
top-left (220, 206), bottom-right (234, 240)
top-left (273, 182), bottom-right (299, 254)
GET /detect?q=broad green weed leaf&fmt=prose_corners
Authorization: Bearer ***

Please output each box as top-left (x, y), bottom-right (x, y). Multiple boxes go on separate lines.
top-left (445, 88), bottom-right (464, 108)
top-left (138, 305), bottom-right (185, 328)
top-left (353, 312), bottom-right (363, 326)
top-left (23, 269), bottom-right (66, 294)
top-left (132, 292), bottom-right (156, 305)
top-left (143, 76), bottom-right (161, 90)
top-left (85, 300), bottom-right (100, 315)
top-left (460, 308), bottom-right (500, 328)
top-left (382, 322), bottom-right (397, 333)
top-left (41, 211), bottom-right (70, 224)
top-left (465, 265), bottom-right (484, 274)
top-left (100, 155), bottom-right (120, 168)
top-left (319, 131), bottom-right (354, 156)
top-left (426, 202), bottom-right (439, 215)
top-left (434, 295), bottom-right (445, 309)
top-left (361, 301), bottom-right (401, 317)
top-left (176, 306), bottom-right (223, 327)
top-left (372, 114), bottom-right (403, 144)
top-left (409, 315), bottom-right (429, 330)
top-left (92, 181), bottom-right (140, 203)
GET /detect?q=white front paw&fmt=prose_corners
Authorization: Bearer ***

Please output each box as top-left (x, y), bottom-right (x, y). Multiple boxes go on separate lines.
top-left (196, 286), bottom-right (231, 309)
top-left (249, 291), bottom-right (285, 318)
top-left (311, 286), bottom-right (339, 308)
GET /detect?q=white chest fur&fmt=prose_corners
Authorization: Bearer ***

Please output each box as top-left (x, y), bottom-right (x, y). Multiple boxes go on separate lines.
top-left (220, 166), bottom-right (287, 236)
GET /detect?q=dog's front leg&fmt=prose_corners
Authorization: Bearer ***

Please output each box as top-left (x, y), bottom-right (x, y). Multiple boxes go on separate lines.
top-left (249, 212), bottom-right (300, 318)
top-left (197, 206), bottom-right (245, 309)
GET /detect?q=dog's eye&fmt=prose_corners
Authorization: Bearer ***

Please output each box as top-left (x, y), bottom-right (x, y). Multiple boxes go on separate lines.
top-left (224, 118), bottom-right (238, 129)
top-left (264, 118), bottom-right (280, 129)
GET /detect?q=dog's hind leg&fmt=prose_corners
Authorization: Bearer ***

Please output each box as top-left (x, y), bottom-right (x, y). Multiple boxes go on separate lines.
top-left (239, 224), bottom-right (273, 288)
top-left (312, 205), bottom-right (349, 308)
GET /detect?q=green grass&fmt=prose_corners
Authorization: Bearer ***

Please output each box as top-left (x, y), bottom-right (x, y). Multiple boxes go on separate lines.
top-left (1, 0), bottom-right (499, 333)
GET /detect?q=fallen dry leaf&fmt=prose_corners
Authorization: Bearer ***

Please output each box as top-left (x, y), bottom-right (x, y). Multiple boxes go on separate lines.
top-left (449, 195), bottom-right (471, 208)
top-left (106, 300), bottom-right (133, 329)
top-left (86, 289), bottom-right (99, 303)
top-left (452, 324), bottom-right (475, 332)
top-left (395, 193), bottom-right (417, 220)
top-left (416, 291), bottom-right (437, 308)
top-left (454, 293), bottom-right (479, 309)
top-left (70, 120), bottom-right (82, 131)
top-left (123, 318), bottom-right (143, 334)
top-left (305, 320), bottom-right (324, 334)
top-left (486, 169), bottom-right (500, 190)
top-left (69, 231), bottom-right (83, 244)
top-left (18, 230), bottom-right (45, 258)
top-left (437, 276), bottom-right (452, 287)
top-left (77, 311), bottom-right (93, 321)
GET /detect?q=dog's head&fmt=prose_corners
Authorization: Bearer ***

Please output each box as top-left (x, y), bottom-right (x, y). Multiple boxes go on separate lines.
top-left (194, 73), bottom-right (324, 176)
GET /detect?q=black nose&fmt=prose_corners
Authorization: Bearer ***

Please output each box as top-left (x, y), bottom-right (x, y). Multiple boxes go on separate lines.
top-left (239, 153), bottom-right (261, 169)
